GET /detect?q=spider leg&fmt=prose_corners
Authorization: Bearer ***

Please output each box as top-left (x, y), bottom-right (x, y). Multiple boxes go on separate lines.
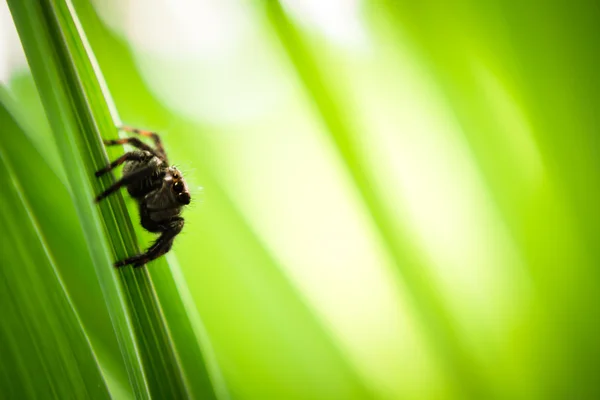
top-left (95, 165), bottom-right (156, 203)
top-left (95, 151), bottom-right (149, 177)
top-left (119, 126), bottom-right (168, 163)
top-left (114, 218), bottom-right (184, 267)
top-left (104, 137), bottom-right (161, 159)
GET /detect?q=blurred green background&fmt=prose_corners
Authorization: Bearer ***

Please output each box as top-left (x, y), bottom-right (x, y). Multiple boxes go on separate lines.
top-left (1, 0), bottom-right (600, 399)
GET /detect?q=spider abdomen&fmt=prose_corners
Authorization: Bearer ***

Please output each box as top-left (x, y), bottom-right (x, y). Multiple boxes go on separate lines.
top-left (139, 202), bottom-right (182, 232)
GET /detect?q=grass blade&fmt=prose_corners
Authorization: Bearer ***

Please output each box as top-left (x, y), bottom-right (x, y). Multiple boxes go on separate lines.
top-left (266, 2), bottom-right (488, 398)
top-left (0, 86), bottom-right (136, 397)
top-left (66, 2), bottom-right (229, 397)
top-left (0, 102), bottom-right (110, 399)
top-left (7, 0), bottom-right (225, 397)
top-left (5, 0), bottom-right (191, 397)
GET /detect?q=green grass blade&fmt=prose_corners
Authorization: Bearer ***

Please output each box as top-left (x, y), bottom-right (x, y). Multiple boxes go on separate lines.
top-left (5, 0), bottom-right (151, 395)
top-left (0, 86), bottom-right (135, 398)
top-left (7, 0), bottom-right (222, 397)
top-left (266, 2), bottom-right (488, 398)
top-left (0, 102), bottom-right (110, 399)
top-left (6, 0), bottom-right (178, 397)
top-left (150, 255), bottom-right (230, 400)
top-left (66, 2), bottom-right (229, 398)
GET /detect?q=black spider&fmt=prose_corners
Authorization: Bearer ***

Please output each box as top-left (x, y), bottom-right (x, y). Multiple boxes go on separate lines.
top-left (95, 126), bottom-right (191, 267)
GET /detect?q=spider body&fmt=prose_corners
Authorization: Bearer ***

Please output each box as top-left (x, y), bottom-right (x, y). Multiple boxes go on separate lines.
top-left (95, 127), bottom-right (190, 267)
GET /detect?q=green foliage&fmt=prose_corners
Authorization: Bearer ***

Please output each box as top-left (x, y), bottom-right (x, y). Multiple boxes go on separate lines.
top-left (2, 0), bottom-right (600, 399)
top-left (0, 101), bottom-right (110, 399)
top-left (3, 0), bottom-right (223, 398)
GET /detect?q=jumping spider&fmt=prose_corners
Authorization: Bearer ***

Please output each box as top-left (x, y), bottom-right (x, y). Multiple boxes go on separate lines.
top-left (95, 126), bottom-right (190, 267)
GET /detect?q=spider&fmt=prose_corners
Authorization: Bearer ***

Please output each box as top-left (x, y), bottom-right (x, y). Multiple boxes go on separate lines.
top-left (95, 126), bottom-right (191, 267)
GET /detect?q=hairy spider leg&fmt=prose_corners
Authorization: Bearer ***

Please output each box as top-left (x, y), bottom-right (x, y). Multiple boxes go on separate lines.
top-left (115, 218), bottom-right (184, 267)
top-left (95, 151), bottom-right (149, 177)
top-left (103, 137), bottom-right (161, 159)
top-left (95, 165), bottom-right (157, 203)
top-left (119, 126), bottom-right (168, 163)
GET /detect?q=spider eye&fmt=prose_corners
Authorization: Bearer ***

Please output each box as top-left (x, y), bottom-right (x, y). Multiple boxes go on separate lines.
top-left (173, 181), bottom-right (184, 193)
